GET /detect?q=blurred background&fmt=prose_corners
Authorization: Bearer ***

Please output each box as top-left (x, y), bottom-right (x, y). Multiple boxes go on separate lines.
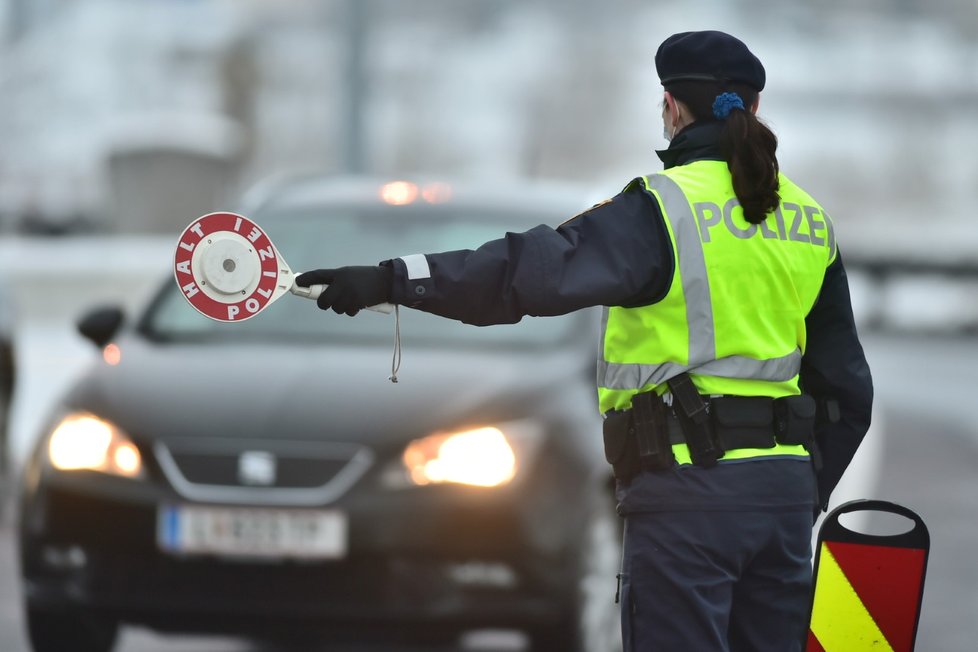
top-left (0, 0), bottom-right (976, 650)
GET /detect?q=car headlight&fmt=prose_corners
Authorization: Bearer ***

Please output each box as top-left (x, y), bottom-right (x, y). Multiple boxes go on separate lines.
top-left (398, 420), bottom-right (544, 488)
top-left (46, 412), bottom-right (144, 479)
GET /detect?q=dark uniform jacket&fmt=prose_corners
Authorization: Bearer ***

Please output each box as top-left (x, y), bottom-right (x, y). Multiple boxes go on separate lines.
top-left (383, 122), bottom-right (873, 512)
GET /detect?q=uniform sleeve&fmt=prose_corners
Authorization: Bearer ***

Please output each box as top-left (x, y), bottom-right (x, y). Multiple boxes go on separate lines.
top-left (800, 251), bottom-right (874, 512)
top-left (382, 187), bottom-right (674, 326)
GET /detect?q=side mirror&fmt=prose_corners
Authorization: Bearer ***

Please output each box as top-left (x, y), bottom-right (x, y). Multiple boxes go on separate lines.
top-left (77, 306), bottom-right (125, 348)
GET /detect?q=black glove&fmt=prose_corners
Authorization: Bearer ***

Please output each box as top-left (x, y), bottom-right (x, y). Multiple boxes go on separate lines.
top-left (295, 266), bottom-right (393, 316)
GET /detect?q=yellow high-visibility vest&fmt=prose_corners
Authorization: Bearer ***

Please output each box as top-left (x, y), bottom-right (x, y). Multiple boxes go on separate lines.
top-left (598, 161), bottom-right (837, 464)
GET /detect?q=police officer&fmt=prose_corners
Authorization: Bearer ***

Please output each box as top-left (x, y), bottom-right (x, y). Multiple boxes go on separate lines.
top-left (297, 30), bottom-right (872, 652)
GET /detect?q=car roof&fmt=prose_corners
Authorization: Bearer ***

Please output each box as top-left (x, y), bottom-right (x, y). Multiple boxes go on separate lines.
top-left (240, 173), bottom-right (602, 220)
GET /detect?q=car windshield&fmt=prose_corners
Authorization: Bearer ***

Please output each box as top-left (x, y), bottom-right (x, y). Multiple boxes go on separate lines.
top-left (144, 205), bottom-right (590, 348)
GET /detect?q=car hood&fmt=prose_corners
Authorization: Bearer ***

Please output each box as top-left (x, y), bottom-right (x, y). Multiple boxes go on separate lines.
top-left (64, 334), bottom-right (596, 448)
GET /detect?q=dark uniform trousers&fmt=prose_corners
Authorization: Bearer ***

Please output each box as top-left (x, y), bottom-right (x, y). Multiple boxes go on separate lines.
top-left (617, 460), bottom-right (816, 652)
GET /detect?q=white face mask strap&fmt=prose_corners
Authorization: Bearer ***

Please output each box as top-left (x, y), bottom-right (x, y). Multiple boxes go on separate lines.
top-left (663, 97), bottom-right (676, 142)
top-left (388, 305), bottom-right (401, 383)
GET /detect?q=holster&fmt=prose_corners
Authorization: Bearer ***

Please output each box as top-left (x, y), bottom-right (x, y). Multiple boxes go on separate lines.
top-left (667, 373), bottom-right (723, 468)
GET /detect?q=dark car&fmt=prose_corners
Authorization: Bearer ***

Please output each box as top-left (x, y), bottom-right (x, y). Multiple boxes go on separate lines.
top-left (0, 279), bottom-right (16, 477)
top-left (18, 177), bottom-right (622, 652)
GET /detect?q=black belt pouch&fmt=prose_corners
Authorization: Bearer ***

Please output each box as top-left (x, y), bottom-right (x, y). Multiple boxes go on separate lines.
top-left (711, 396), bottom-right (777, 449)
top-left (774, 394), bottom-right (817, 445)
top-left (603, 411), bottom-right (640, 483)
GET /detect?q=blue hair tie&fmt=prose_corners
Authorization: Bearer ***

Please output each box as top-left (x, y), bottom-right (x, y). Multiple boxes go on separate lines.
top-left (712, 92), bottom-right (745, 119)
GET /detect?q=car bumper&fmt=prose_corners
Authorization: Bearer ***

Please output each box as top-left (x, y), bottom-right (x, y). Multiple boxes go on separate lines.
top-left (20, 469), bottom-right (587, 637)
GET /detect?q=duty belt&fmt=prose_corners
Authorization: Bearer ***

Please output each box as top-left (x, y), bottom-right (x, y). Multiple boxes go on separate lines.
top-left (602, 372), bottom-right (820, 484)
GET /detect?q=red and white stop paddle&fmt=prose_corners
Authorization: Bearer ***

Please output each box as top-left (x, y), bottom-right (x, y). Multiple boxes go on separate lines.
top-left (173, 212), bottom-right (393, 322)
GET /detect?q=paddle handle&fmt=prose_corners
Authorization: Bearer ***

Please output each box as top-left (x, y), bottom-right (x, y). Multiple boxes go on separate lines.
top-left (289, 283), bottom-right (394, 314)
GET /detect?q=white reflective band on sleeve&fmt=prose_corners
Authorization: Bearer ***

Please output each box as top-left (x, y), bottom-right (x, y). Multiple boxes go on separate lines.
top-left (400, 254), bottom-right (431, 280)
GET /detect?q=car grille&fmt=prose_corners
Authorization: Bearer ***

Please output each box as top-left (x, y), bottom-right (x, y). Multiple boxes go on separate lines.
top-left (154, 438), bottom-right (373, 506)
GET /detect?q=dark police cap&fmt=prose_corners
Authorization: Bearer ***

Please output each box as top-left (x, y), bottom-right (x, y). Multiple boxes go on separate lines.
top-left (655, 30), bottom-right (765, 91)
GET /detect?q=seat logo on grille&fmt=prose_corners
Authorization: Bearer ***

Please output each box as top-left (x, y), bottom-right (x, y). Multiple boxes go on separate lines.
top-left (238, 451), bottom-right (277, 486)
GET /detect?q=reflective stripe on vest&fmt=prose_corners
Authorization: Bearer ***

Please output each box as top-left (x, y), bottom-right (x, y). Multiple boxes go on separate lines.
top-left (597, 346), bottom-right (802, 391)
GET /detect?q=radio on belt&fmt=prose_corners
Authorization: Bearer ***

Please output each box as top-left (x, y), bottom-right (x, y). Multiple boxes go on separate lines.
top-left (173, 212), bottom-right (393, 323)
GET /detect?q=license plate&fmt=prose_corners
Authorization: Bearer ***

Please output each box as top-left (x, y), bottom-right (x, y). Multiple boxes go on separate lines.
top-left (158, 505), bottom-right (347, 560)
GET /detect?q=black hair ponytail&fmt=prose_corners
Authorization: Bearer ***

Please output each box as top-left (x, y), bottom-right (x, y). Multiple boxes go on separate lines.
top-left (719, 100), bottom-right (779, 224)
top-left (667, 81), bottom-right (780, 224)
